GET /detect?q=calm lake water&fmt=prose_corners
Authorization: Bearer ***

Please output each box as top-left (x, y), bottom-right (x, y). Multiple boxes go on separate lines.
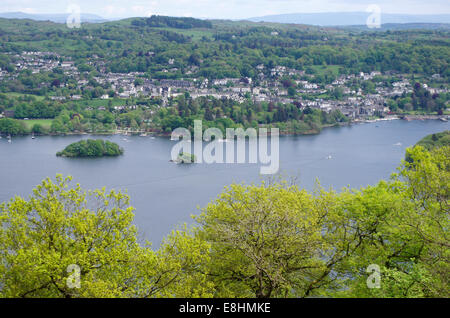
top-left (0, 119), bottom-right (448, 246)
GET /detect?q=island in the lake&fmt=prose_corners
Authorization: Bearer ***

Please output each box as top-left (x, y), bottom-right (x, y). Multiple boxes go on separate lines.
top-left (56, 139), bottom-right (124, 158)
top-left (171, 152), bottom-right (197, 164)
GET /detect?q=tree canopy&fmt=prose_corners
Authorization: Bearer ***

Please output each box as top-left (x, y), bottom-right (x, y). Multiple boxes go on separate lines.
top-left (56, 139), bottom-right (124, 157)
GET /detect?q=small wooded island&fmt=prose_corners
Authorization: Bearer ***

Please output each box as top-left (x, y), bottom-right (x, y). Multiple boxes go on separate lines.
top-left (56, 139), bottom-right (124, 158)
top-left (171, 152), bottom-right (197, 164)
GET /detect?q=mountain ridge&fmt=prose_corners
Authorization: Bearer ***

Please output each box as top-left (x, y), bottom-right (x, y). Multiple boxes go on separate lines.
top-left (0, 11), bottom-right (107, 23)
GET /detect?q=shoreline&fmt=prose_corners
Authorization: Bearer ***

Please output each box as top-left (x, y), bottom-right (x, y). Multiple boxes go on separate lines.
top-left (1, 115), bottom-right (448, 138)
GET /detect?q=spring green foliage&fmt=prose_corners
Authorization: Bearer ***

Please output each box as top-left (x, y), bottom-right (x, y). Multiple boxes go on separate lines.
top-left (0, 175), bottom-right (214, 297)
top-left (0, 146), bottom-right (448, 298)
top-left (56, 139), bottom-right (124, 157)
top-left (195, 146), bottom-right (449, 298)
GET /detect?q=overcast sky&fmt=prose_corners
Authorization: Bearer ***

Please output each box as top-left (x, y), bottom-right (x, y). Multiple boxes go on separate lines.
top-left (1, 0), bottom-right (450, 19)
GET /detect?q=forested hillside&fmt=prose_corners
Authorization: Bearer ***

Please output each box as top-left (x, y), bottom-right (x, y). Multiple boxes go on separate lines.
top-left (0, 16), bottom-right (448, 136)
top-left (0, 16), bottom-right (448, 79)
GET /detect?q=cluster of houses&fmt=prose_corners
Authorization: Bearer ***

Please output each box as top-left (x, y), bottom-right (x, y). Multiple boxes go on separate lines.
top-left (1, 51), bottom-right (448, 121)
top-left (6, 51), bottom-right (62, 74)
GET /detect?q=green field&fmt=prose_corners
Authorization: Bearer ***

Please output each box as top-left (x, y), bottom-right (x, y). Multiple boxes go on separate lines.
top-left (20, 119), bottom-right (53, 130)
top-left (70, 98), bottom-right (128, 108)
top-left (309, 65), bottom-right (341, 76)
top-left (3, 92), bottom-right (45, 101)
top-left (153, 27), bottom-right (215, 41)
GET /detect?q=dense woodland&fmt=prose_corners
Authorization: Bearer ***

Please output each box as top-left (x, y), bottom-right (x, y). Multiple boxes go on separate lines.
top-left (1, 17), bottom-right (448, 78)
top-left (0, 17), bottom-right (449, 84)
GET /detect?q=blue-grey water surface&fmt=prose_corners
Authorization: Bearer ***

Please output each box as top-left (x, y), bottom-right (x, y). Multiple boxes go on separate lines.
top-left (0, 120), bottom-right (448, 246)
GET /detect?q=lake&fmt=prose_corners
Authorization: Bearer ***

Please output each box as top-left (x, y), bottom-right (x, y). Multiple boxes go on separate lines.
top-left (0, 119), bottom-right (448, 246)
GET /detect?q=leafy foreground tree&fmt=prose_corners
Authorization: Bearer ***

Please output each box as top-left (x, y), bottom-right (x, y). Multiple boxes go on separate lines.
top-left (193, 145), bottom-right (449, 298)
top-left (0, 176), bottom-right (212, 298)
top-left (0, 146), bottom-right (448, 298)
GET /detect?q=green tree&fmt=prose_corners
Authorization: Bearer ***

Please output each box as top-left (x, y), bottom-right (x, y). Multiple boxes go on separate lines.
top-left (0, 176), bottom-right (212, 298)
top-left (0, 118), bottom-right (26, 135)
top-left (339, 146), bottom-right (449, 298)
top-left (31, 123), bottom-right (45, 134)
top-left (194, 182), bottom-right (354, 297)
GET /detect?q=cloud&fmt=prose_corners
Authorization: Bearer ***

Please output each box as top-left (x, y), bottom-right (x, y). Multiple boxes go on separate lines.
top-left (22, 7), bottom-right (37, 14)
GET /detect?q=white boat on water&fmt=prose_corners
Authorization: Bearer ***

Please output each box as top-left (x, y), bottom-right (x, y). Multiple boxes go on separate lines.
top-left (393, 142), bottom-right (402, 146)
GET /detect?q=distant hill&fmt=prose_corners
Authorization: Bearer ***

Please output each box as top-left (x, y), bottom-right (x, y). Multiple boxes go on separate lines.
top-left (340, 23), bottom-right (450, 31)
top-left (0, 12), bottom-right (107, 24)
top-left (247, 12), bottom-right (450, 26)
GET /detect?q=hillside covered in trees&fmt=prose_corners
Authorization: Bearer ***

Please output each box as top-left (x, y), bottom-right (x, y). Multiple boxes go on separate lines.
top-left (0, 16), bottom-right (448, 81)
top-left (0, 16), bottom-right (448, 137)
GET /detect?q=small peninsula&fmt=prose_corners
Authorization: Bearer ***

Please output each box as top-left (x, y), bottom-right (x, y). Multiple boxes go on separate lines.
top-left (405, 130), bottom-right (449, 163)
top-left (414, 130), bottom-right (450, 151)
top-left (56, 139), bottom-right (124, 158)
